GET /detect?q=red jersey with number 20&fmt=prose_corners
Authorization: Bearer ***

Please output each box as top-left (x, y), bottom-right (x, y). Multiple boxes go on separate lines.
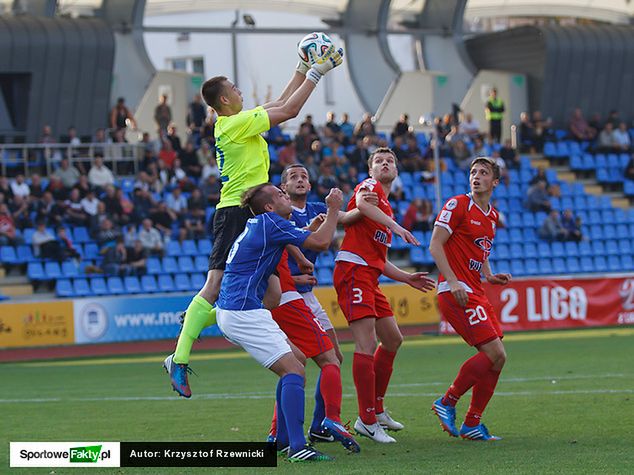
top-left (337, 178), bottom-right (393, 271)
top-left (434, 194), bottom-right (498, 296)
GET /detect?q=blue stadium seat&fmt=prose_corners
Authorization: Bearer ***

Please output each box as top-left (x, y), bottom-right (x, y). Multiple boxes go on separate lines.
top-left (564, 241), bottom-right (578, 257)
top-left (547, 257), bottom-right (562, 273)
top-left (524, 259), bottom-right (539, 275)
top-left (158, 274), bottom-right (175, 292)
top-left (495, 244), bottom-right (509, 260)
top-left (178, 256), bottom-right (194, 273)
top-left (569, 155), bottom-right (583, 170)
top-left (598, 196), bottom-right (612, 209)
top-left (621, 255), bottom-right (633, 271)
top-left (181, 240), bottom-right (198, 256)
top-left (596, 169), bottom-right (609, 183)
top-left (561, 197), bottom-right (573, 210)
top-left (538, 258), bottom-right (553, 274)
top-left (147, 257), bottom-right (161, 274)
top-left (107, 277), bottom-right (125, 294)
top-left (537, 242), bottom-right (551, 258)
top-left (607, 256), bottom-right (621, 272)
top-left (524, 242), bottom-right (537, 257)
top-left (523, 228), bottom-right (537, 242)
top-left (410, 247), bottom-right (426, 265)
top-left (73, 227), bottom-right (90, 243)
top-left (587, 211), bottom-right (601, 225)
top-left (543, 142), bottom-right (556, 157)
top-left (23, 228), bottom-right (35, 244)
top-left (508, 214), bottom-right (522, 228)
top-left (510, 260), bottom-right (525, 276)
top-left (591, 240), bottom-right (606, 255)
top-left (194, 255), bottom-right (208, 272)
top-left (522, 213), bottom-right (536, 227)
top-left (601, 210), bottom-right (614, 222)
top-left (509, 229), bottom-right (522, 242)
top-left (618, 240), bottom-right (632, 255)
top-left (613, 209), bottom-right (627, 224)
top-left (0, 246), bottom-right (18, 265)
top-left (73, 278), bottom-right (92, 296)
top-left (91, 277), bottom-right (108, 295)
top-left (166, 241), bottom-right (182, 257)
top-left (16, 245), bottom-right (35, 263)
top-left (566, 257), bottom-right (580, 274)
top-left (317, 267), bottom-right (333, 285)
top-left (84, 243), bottom-right (100, 260)
top-left (605, 240), bottom-right (619, 255)
top-left (590, 226), bottom-right (604, 240)
top-left (197, 239), bottom-right (212, 256)
top-left (191, 272), bottom-right (205, 289)
top-left (551, 242), bottom-right (565, 258)
top-left (496, 260), bottom-right (511, 274)
top-left (593, 256), bottom-right (608, 273)
top-left (162, 257), bottom-right (178, 274)
top-left (62, 261), bottom-right (80, 278)
top-left (44, 262), bottom-right (62, 280)
top-left (124, 276), bottom-right (142, 294)
top-left (174, 274), bottom-right (192, 292)
top-left (580, 257), bottom-right (594, 273)
top-left (510, 243), bottom-right (522, 257)
top-left (141, 275), bottom-right (158, 293)
top-left (573, 196), bottom-right (586, 211)
top-left (56, 279), bottom-right (74, 297)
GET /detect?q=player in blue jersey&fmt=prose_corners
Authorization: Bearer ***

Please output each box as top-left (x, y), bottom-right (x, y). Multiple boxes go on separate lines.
top-left (215, 182), bottom-right (344, 462)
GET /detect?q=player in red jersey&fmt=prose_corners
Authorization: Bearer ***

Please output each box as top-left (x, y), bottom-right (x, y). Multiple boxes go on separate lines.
top-left (333, 147), bottom-right (436, 443)
top-left (429, 156), bottom-right (512, 441)
top-left (268, 250), bottom-right (360, 453)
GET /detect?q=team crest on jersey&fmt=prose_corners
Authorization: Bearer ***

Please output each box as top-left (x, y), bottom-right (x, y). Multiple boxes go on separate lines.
top-left (360, 178), bottom-right (377, 191)
top-left (446, 198), bottom-right (458, 210)
top-left (474, 236), bottom-right (493, 257)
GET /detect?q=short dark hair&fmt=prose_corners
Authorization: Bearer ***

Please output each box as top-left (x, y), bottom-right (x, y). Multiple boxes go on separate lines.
top-left (240, 183), bottom-right (274, 215)
top-left (201, 76), bottom-right (228, 110)
top-left (281, 164), bottom-right (308, 184)
top-left (470, 156), bottom-right (501, 180)
top-left (367, 147), bottom-right (398, 168)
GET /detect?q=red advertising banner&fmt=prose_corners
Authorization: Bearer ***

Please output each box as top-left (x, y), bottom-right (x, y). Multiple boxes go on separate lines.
top-left (440, 275), bottom-right (634, 334)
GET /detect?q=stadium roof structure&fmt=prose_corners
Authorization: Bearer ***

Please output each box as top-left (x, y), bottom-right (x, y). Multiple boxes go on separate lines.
top-left (2, 0), bottom-right (633, 25)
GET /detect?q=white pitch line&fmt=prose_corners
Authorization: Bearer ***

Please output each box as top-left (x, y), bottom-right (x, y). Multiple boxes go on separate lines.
top-left (394, 373), bottom-right (629, 388)
top-left (1, 388), bottom-right (632, 404)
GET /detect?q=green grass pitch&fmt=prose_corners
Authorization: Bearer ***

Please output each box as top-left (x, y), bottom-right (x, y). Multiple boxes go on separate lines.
top-left (2, 327), bottom-right (633, 474)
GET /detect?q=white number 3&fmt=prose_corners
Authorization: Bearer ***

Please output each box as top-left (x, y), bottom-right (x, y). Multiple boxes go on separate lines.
top-left (466, 305), bottom-right (488, 326)
top-left (352, 288), bottom-right (363, 304)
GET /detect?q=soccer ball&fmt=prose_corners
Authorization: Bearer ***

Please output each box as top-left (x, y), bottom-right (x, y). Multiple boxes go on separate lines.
top-left (297, 32), bottom-right (333, 64)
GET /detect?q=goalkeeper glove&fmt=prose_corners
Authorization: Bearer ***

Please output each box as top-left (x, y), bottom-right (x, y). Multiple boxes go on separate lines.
top-left (306, 47), bottom-right (344, 85)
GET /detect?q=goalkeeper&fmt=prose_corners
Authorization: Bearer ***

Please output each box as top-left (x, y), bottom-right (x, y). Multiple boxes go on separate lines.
top-left (164, 42), bottom-right (344, 397)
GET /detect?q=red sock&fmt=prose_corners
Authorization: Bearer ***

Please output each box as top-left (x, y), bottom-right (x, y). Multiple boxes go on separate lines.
top-left (269, 402), bottom-right (277, 437)
top-left (465, 367), bottom-right (501, 426)
top-left (320, 364), bottom-right (342, 423)
top-left (442, 352), bottom-right (493, 407)
top-left (374, 345), bottom-right (397, 414)
top-left (353, 352), bottom-right (376, 424)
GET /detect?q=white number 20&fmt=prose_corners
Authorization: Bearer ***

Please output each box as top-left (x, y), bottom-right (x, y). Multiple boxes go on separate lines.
top-left (466, 305), bottom-right (488, 326)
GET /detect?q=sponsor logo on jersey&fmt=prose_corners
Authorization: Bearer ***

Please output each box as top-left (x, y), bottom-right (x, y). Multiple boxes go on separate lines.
top-left (439, 210), bottom-right (452, 223)
top-left (446, 198), bottom-right (458, 210)
top-left (374, 229), bottom-right (390, 246)
top-left (470, 219), bottom-right (481, 226)
top-left (469, 259), bottom-right (483, 272)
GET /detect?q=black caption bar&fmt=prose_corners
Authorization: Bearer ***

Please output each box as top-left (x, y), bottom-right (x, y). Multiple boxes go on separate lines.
top-left (120, 442), bottom-right (276, 467)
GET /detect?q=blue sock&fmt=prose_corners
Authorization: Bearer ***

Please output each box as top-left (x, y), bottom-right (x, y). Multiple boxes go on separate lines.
top-left (275, 378), bottom-right (289, 448)
top-left (280, 373), bottom-right (306, 451)
top-left (311, 371), bottom-right (326, 431)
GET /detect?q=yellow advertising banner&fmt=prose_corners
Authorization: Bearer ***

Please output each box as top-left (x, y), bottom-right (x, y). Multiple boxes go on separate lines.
top-left (0, 301), bottom-right (74, 348)
top-left (313, 283), bottom-right (440, 329)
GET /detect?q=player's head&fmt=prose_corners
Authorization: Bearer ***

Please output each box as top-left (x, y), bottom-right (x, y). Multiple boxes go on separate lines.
top-left (469, 157), bottom-right (500, 195)
top-left (201, 76), bottom-right (243, 115)
top-left (368, 147), bottom-right (398, 184)
top-left (241, 183), bottom-right (292, 218)
top-left (281, 164), bottom-right (311, 198)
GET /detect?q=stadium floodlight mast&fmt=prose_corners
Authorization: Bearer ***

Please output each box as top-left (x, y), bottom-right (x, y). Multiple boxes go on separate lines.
top-left (419, 114), bottom-right (443, 213)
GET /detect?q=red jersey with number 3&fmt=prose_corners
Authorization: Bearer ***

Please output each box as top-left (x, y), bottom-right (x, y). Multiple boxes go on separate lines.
top-left (337, 178), bottom-right (393, 271)
top-left (434, 194), bottom-right (498, 296)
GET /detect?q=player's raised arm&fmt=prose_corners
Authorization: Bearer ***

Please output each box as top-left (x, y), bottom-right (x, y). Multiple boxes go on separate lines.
top-left (429, 226), bottom-right (468, 307)
top-left (265, 47), bottom-right (343, 127)
top-left (302, 188), bottom-right (343, 251)
top-left (355, 188), bottom-right (419, 245)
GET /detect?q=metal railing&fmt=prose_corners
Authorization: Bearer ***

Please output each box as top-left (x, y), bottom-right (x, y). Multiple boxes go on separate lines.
top-left (0, 142), bottom-right (145, 177)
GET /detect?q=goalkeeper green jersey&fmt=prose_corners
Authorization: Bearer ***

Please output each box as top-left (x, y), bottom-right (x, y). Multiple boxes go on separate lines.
top-left (214, 105), bottom-right (271, 209)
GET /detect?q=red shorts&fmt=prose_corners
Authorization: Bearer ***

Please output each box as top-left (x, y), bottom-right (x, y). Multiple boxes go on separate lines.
top-left (333, 262), bottom-right (393, 323)
top-left (271, 298), bottom-right (333, 358)
top-left (438, 292), bottom-right (503, 347)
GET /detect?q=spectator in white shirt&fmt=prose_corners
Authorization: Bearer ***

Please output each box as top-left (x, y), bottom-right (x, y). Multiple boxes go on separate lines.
top-left (80, 189), bottom-right (100, 216)
top-left (459, 112), bottom-right (480, 137)
top-left (88, 154), bottom-right (115, 190)
top-left (138, 218), bottom-right (164, 256)
top-left (613, 122), bottom-right (631, 151)
top-left (10, 175), bottom-right (30, 199)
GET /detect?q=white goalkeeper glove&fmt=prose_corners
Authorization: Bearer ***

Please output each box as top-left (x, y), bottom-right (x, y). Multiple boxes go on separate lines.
top-left (296, 59), bottom-right (311, 75)
top-left (306, 47), bottom-right (344, 85)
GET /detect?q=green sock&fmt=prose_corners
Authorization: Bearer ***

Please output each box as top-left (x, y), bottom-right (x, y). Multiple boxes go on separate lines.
top-left (173, 295), bottom-right (216, 364)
